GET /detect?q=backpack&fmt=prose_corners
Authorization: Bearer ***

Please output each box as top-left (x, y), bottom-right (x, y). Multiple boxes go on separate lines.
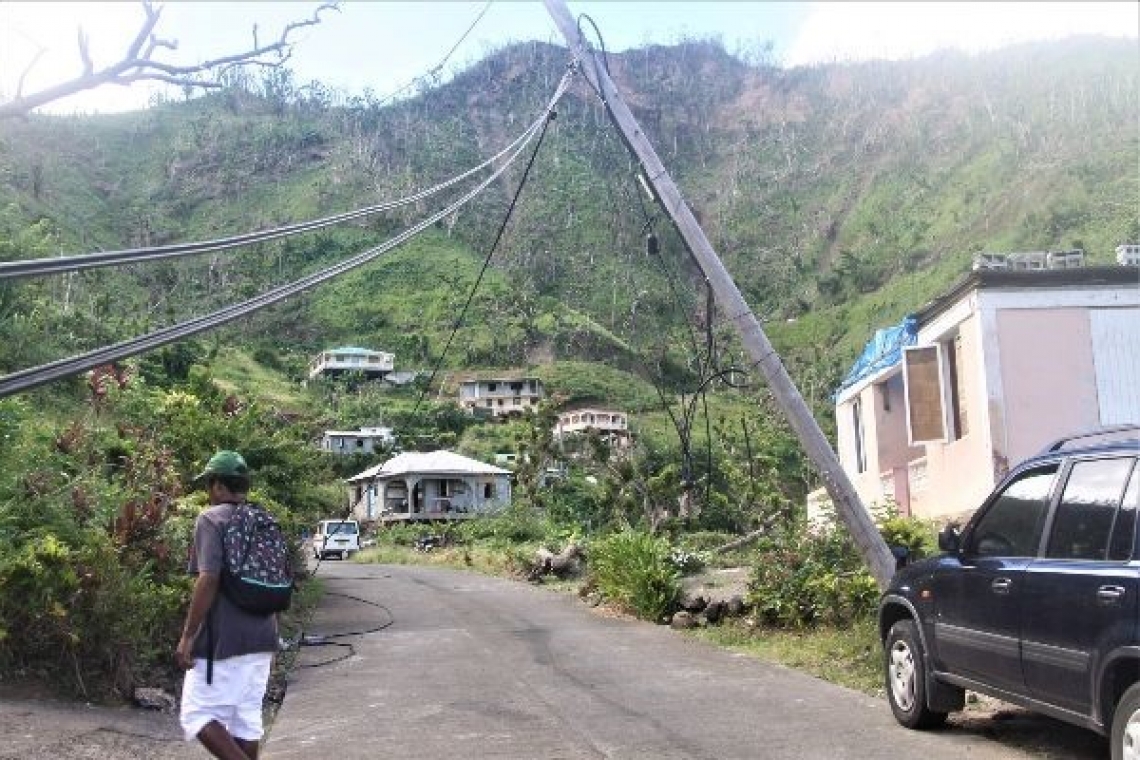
top-left (219, 502), bottom-right (294, 615)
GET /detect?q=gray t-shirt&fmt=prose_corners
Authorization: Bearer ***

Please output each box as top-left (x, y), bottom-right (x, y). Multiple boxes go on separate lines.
top-left (188, 502), bottom-right (279, 660)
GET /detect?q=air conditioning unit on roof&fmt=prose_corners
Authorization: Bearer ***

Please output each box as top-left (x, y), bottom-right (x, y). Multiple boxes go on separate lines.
top-left (1047, 249), bottom-right (1085, 269)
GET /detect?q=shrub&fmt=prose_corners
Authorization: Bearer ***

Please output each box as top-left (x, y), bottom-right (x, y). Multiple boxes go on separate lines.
top-left (668, 547), bottom-right (708, 575)
top-left (875, 508), bottom-right (938, 560)
top-left (588, 530), bottom-right (680, 621)
top-left (747, 524), bottom-right (877, 628)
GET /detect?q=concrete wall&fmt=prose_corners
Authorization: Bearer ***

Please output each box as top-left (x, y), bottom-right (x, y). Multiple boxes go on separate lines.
top-left (909, 310), bottom-right (996, 519)
top-left (997, 308), bottom-right (1100, 464)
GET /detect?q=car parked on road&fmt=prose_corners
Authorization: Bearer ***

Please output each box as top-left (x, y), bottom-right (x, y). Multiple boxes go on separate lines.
top-left (313, 518), bottom-right (360, 560)
top-left (878, 426), bottom-right (1139, 759)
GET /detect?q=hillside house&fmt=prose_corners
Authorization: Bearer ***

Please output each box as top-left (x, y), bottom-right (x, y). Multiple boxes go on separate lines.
top-left (1117, 244), bottom-right (1140, 267)
top-left (458, 376), bottom-right (544, 418)
top-left (309, 347), bottom-right (394, 380)
top-left (320, 426), bottom-right (395, 455)
top-left (823, 266), bottom-right (1139, 522)
top-left (554, 407), bottom-right (632, 454)
top-left (346, 450), bottom-right (511, 522)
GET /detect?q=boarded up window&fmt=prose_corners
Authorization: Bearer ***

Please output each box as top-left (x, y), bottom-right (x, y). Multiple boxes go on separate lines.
top-left (904, 345), bottom-right (946, 443)
top-left (852, 398), bottom-right (867, 473)
top-left (946, 335), bottom-right (969, 440)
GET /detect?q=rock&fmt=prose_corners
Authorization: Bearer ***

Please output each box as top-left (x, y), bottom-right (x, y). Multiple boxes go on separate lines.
top-left (584, 592), bottom-right (603, 607)
top-left (670, 610), bottom-right (696, 629)
top-left (679, 593), bottom-right (707, 613)
top-left (529, 543), bottom-right (583, 581)
top-left (704, 600), bottom-right (725, 624)
top-left (725, 595), bottom-right (746, 617)
top-left (133, 687), bottom-right (176, 712)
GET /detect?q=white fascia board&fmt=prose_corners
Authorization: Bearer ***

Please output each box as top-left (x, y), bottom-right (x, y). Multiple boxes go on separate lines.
top-left (918, 290), bottom-right (978, 343)
top-left (979, 285), bottom-right (1140, 312)
top-left (835, 362), bottom-right (902, 406)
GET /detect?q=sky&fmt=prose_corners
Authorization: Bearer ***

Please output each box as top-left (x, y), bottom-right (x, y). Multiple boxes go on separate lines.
top-left (0, 1), bottom-right (1136, 114)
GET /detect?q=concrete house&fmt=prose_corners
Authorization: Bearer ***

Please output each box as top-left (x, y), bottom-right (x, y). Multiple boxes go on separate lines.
top-left (458, 376), bottom-right (544, 418)
top-left (346, 450), bottom-right (512, 522)
top-left (320, 426), bottom-right (396, 455)
top-left (309, 347), bottom-right (394, 380)
top-left (554, 407), bottom-right (632, 453)
top-left (827, 265), bottom-right (1139, 522)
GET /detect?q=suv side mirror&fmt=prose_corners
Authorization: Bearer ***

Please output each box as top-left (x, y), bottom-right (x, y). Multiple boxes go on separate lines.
top-left (938, 524), bottom-right (961, 553)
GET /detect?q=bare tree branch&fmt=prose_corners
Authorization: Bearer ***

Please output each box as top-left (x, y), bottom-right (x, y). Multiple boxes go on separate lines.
top-left (0, 1), bottom-right (338, 119)
top-left (15, 47), bottom-right (47, 100)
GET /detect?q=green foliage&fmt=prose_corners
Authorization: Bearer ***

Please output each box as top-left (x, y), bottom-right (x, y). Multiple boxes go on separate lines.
top-left (0, 364), bottom-right (337, 696)
top-left (588, 530), bottom-right (680, 620)
top-left (747, 524), bottom-right (879, 628)
top-left (875, 505), bottom-right (938, 560)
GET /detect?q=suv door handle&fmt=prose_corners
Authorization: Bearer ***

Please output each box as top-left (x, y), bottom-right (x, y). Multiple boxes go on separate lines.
top-left (1097, 585), bottom-right (1126, 605)
top-left (991, 577), bottom-right (1013, 594)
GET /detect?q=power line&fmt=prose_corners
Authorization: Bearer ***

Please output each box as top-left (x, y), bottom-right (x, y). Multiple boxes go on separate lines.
top-left (0, 71), bottom-right (574, 399)
top-left (0, 97), bottom-right (545, 281)
top-left (412, 100), bottom-right (560, 416)
top-left (368, 0), bottom-right (494, 109)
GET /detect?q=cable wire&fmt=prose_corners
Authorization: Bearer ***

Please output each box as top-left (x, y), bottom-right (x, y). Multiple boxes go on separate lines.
top-left (0, 71), bottom-right (574, 399)
top-left (368, 0), bottom-right (493, 109)
top-left (410, 90), bottom-right (562, 416)
top-left (0, 96), bottom-right (546, 281)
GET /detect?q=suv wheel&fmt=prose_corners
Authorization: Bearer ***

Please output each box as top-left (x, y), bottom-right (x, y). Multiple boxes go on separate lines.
top-left (1112, 683), bottom-right (1140, 760)
top-left (886, 619), bottom-right (948, 729)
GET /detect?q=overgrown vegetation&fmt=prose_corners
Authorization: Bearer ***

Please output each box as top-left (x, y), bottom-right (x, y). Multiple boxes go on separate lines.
top-left (0, 34), bottom-right (1132, 700)
top-left (0, 366), bottom-right (339, 698)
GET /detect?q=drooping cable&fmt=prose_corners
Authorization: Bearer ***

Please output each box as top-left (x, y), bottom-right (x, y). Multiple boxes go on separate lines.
top-left (0, 71), bottom-right (574, 399)
top-left (0, 99), bottom-right (546, 281)
top-left (367, 0), bottom-right (493, 109)
top-left (410, 96), bottom-right (561, 417)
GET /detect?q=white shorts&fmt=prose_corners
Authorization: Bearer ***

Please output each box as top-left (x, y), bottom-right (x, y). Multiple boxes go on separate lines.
top-left (180, 652), bottom-right (273, 742)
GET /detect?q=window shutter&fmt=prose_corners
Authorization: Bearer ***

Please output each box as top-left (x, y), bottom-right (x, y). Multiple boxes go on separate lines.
top-left (904, 345), bottom-right (947, 443)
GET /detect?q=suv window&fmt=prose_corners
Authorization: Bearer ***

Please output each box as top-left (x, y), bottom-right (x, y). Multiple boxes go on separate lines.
top-left (1108, 462), bottom-right (1139, 561)
top-left (969, 465), bottom-right (1057, 557)
top-left (1046, 457), bottom-right (1136, 561)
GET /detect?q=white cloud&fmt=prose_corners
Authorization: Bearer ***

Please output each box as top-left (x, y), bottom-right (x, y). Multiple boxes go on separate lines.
top-left (783, 2), bottom-right (1138, 66)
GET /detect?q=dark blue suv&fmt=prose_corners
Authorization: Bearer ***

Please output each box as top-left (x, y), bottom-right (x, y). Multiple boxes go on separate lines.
top-left (878, 427), bottom-right (1140, 759)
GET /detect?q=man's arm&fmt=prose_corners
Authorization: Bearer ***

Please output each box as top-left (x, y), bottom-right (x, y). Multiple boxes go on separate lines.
top-left (175, 572), bottom-right (220, 670)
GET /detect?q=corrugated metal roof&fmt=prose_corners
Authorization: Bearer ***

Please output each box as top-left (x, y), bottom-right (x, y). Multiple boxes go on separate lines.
top-left (328, 346), bottom-right (388, 356)
top-left (346, 450), bottom-right (510, 482)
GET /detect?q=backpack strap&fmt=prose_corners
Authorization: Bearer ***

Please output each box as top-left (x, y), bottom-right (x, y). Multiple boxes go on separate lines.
top-left (205, 602), bottom-right (215, 685)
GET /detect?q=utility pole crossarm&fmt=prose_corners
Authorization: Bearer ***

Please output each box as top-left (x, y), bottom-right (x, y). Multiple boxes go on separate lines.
top-left (543, 0), bottom-right (897, 588)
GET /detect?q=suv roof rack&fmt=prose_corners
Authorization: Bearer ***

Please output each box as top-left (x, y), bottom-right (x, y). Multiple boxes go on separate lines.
top-left (1042, 424), bottom-right (1140, 453)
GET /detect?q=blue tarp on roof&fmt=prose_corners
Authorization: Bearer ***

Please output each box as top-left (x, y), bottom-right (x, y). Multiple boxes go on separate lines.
top-left (834, 316), bottom-right (918, 399)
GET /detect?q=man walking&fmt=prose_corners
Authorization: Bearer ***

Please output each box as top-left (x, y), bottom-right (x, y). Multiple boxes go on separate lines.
top-left (176, 450), bottom-right (277, 760)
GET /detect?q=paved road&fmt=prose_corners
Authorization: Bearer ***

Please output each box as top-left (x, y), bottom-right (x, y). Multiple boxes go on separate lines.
top-left (266, 563), bottom-right (1106, 760)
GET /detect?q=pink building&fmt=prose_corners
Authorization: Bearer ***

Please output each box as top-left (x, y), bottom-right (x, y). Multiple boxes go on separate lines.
top-left (828, 267), bottom-right (1139, 522)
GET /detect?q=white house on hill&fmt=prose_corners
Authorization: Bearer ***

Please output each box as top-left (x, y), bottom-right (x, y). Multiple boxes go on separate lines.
top-left (458, 376), bottom-right (544, 417)
top-left (321, 426), bottom-right (396, 456)
top-left (555, 407), bottom-right (632, 452)
top-left (346, 450), bottom-right (511, 522)
top-left (823, 266), bottom-right (1139, 522)
top-left (309, 347), bottom-right (394, 380)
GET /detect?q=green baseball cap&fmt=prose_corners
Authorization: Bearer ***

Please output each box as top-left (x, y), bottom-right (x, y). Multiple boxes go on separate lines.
top-left (195, 450), bottom-right (249, 481)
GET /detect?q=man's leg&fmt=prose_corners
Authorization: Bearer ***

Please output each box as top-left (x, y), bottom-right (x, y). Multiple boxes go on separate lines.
top-left (197, 720), bottom-right (252, 760)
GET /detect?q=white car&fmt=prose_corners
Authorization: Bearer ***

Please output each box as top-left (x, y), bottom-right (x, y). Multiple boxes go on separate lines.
top-left (313, 519), bottom-right (360, 560)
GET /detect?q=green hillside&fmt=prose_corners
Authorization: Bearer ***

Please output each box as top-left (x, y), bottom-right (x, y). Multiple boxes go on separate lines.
top-left (0, 35), bottom-right (1135, 420)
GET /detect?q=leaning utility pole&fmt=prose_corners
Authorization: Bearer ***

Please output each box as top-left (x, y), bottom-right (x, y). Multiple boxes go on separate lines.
top-left (543, 0), bottom-right (897, 588)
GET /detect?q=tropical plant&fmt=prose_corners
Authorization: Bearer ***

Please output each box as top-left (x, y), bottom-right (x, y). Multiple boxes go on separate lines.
top-left (588, 530), bottom-right (680, 620)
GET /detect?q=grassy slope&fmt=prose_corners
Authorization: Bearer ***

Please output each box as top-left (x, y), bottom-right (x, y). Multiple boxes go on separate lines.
top-left (0, 37), bottom-right (1134, 427)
